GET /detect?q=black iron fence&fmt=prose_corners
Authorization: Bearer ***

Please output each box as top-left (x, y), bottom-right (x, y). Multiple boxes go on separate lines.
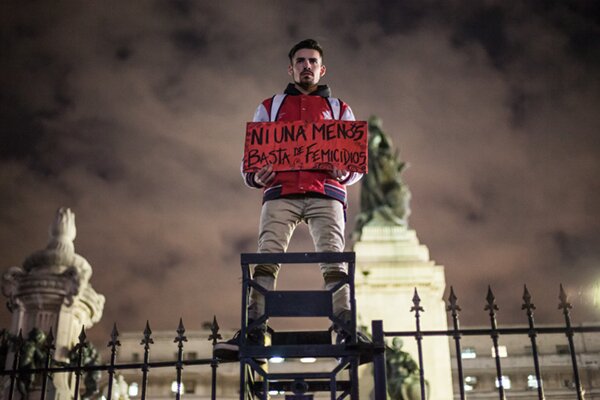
top-left (373, 285), bottom-right (600, 400)
top-left (1, 257), bottom-right (599, 399)
top-left (0, 319), bottom-right (227, 400)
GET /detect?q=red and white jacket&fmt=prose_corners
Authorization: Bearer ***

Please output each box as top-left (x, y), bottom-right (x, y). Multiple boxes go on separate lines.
top-left (242, 84), bottom-right (362, 205)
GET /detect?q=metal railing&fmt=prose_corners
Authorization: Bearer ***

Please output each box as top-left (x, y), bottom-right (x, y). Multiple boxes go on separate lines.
top-left (0, 319), bottom-right (223, 400)
top-left (1, 253), bottom-right (599, 400)
top-left (371, 284), bottom-right (600, 400)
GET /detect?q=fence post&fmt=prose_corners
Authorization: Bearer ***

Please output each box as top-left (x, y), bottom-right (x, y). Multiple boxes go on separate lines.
top-left (372, 320), bottom-right (387, 400)
top-left (39, 329), bottom-right (55, 400)
top-left (209, 316), bottom-right (222, 400)
top-left (559, 285), bottom-right (584, 400)
top-left (522, 286), bottom-right (545, 400)
top-left (485, 287), bottom-right (505, 400)
top-left (411, 289), bottom-right (426, 400)
top-left (447, 287), bottom-right (465, 400)
top-left (72, 327), bottom-right (87, 400)
top-left (106, 324), bottom-right (121, 400)
top-left (7, 330), bottom-right (23, 400)
top-left (174, 319), bottom-right (187, 400)
top-left (140, 322), bottom-right (154, 400)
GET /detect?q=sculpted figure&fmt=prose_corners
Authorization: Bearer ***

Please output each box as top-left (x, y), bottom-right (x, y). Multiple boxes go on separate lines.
top-left (79, 345), bottom-right (101, 400)
top-left (2, 266), bottom-right (25, 311)
top-left (354, 116), bottom-right (411, 240)
top-left (114, 375), bottom-right (130, 400)
top-left (47, 207), bottom-right (76, 254)
top-left (17, 328), bottom-right (47, 398)
top-left (386, 337), bottom-right (428, 400)
top-left (59, 342), bottom-right (101, 400)
top-left (69, 343), bottom-right (102, 400)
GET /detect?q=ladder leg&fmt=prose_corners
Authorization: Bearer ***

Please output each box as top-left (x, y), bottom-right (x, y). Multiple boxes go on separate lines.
top-left (350, 359), bottom-right (359, 400)
top-left (239, 360), bottom-right (246, 399)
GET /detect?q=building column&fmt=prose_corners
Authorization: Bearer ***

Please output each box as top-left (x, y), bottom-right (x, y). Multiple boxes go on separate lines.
top-left (354, 223), bottom-right (454, 400)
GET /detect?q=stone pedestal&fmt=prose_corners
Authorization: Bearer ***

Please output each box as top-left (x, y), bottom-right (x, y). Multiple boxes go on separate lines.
top-left (2, 208), bottom-right (105, 400)
top-left (353, 223), bottom-right (453, 400)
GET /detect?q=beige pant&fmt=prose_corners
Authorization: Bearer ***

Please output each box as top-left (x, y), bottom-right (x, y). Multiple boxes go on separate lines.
top-left (248, 196), bottom-right (350, 320)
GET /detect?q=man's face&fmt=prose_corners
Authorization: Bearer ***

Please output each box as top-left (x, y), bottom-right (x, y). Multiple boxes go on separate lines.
top-left (288, 48), bottom-right (326, 91)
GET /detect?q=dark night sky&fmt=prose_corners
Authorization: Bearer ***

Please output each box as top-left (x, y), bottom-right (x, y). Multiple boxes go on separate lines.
top-left (1, 1), bottom-right (599, 342)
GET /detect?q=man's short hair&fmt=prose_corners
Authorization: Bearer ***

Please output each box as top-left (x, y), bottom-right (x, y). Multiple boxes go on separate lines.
top-left (288, 39), bottom-right (324, 63)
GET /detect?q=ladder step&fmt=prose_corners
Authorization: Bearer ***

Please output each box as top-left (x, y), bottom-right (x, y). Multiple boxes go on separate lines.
top-left (241, 344), bottom-right (361, 359)
top-left (272, 330), bottom-right (331, 346)
top-left (252, 379), bottom-right (352, 393)
top-left (241, 252), bottom-right (355, 264)
top-left (266, 291), bottom-right (332, 317)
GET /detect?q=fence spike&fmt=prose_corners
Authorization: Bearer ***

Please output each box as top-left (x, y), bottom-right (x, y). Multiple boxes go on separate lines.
top-left (141, 321), bottom-right (154, 346)
top-left (78, 326), bottom-right (87, 344)
top-left (410, 288), bottom-right (424, 313)
top-left (175, 318), bottom-right (187, 344)
top-left (208, 315), bottom-right (222, 344)
top-left (108, 323), bottom-right (121, 348)
top-left (558, 284), bottom-right (572, 311)
top-left (177, 318), bottom-right (186, 335)
top-left (447, 286), bottom-right (461, 313)
top-left (484, 285), bottom-right (499, 312)
top-left (522, 285), bottom-right (536, 312)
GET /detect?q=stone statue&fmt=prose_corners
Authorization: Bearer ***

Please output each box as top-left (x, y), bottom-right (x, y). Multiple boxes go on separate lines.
top-left (22, 207), bottom-right (91, 283)
top-left (47, 207), bottom-right (76, 255)
top-left (17, 328), bottom-right (48, 398)
top-left (386, 337), bottom-right (428, 400)
top-left (110, 375), bottom-right (130, 400)
top-left (61, 342), bottom-right (102, 400)
top-left (1, 266), bottom-right (26, 312)
top-left (353, 116), bottom-right (411, 240)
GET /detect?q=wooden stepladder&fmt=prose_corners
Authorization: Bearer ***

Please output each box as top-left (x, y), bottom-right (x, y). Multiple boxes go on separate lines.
top-left (238, 252), bottom-right (382, 400)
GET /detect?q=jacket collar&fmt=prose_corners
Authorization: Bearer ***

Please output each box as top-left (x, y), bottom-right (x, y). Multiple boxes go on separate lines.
top-left (284, 83), bottom-right (331, 97)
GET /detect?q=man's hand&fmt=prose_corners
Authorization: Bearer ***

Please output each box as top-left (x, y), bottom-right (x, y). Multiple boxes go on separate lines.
top-left (254, 164), bottom-right (276, 187)
top-left (329, 167), bottom-right (349, 182)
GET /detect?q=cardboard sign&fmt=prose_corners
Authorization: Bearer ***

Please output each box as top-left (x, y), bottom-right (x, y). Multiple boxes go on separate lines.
top-left (243, 120), bottom-right (368, 173)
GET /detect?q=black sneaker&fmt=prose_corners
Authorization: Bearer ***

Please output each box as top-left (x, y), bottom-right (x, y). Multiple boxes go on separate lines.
top-left (213, 329), bottom-right (265, 362)
top-left (213, 330), bottom-right (241, 361)
top-left (335, 330), bottom-right (373, 365)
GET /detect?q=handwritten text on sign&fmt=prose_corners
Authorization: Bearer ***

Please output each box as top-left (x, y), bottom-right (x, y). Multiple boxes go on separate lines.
top-left (243, 120), bottom-right (368, 173)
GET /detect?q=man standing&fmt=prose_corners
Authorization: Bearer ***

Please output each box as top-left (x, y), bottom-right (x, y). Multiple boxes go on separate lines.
top-left (215, 39), bottom-right (363, 360)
